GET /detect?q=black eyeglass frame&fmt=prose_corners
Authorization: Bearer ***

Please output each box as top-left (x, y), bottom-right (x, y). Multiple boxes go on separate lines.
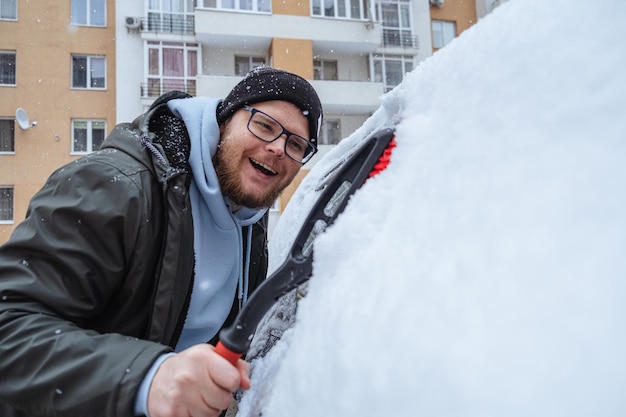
top-left (242, 105), bottom-right (318, 164)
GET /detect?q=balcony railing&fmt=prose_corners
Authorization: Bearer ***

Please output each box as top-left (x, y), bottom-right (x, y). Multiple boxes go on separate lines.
top-left (141, 79), bottom-right (197, 98)
top-left (382, 29), bottom-right (419, 49)
top-left (142, 13), bottom-right (195, 35)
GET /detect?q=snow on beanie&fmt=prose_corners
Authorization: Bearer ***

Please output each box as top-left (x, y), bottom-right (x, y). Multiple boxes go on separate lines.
top-left (216, 67), bottom-right (323, 145)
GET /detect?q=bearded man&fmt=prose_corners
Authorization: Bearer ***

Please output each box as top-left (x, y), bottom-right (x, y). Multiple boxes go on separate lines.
top-left (0, 67), bottom-right (323, 417)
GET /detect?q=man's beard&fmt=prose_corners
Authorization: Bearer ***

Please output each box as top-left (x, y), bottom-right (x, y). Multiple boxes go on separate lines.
top-left (214, 142), bottom-right (284, 209)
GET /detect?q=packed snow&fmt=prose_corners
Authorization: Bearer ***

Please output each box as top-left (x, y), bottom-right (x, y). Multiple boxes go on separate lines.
top-left (237, 0), bottom-right (626, 415)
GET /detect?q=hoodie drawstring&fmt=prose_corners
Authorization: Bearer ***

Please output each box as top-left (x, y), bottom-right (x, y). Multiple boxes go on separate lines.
top-left (238, 225), bottom-right (254, 309)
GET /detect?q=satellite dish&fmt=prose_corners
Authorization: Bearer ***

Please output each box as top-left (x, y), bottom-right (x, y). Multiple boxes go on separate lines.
top-left (16, 108), bottom-right (37, 130)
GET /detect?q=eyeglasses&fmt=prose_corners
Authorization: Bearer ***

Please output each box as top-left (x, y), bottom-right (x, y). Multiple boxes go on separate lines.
top-left (243, 105), bottom-right (317, 164)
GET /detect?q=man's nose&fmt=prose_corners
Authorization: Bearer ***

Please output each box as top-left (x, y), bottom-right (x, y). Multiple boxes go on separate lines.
top-left (265, 134), bottom-right (286, 156)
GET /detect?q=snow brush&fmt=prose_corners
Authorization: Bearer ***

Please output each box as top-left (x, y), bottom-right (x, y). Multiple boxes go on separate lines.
top-left (215, 128), bottom-right (396, 365)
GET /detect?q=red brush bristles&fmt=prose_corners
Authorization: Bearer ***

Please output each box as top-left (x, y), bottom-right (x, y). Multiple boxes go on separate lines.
top-left (368, 137), bottom-right (396, 179)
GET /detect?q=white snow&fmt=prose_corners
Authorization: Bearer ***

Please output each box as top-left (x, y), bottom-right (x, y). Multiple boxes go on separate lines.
top-left (238, 0), bottom-right (626, 415)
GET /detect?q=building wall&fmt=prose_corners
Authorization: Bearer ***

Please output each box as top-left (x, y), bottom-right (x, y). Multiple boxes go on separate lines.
top-left (115, 1), bottom-right (145, 123)
top-left (273, 0), bottom-right (310, 17)
top-left (270, 38), bottom-right (314, 78)
top-left (413, 0), bottom-right (437, 62)
top-left (0, 0), bottom-right (116, 244)
top-left (430, 0), bottom-right (478, 37)
top-left (203, 46), bottom-right (267, 76)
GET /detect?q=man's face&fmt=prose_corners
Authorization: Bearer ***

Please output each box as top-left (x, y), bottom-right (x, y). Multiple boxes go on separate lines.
top-left (216, 100), bottom-right (309, 209)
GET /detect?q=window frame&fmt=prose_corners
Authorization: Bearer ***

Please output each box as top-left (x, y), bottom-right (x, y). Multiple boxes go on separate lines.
top-left (0, 118), bottom-right (15, 153)
top-left (234, 56), bottom-right (266, 76)
top-left (199, 0), bottom-right (271, 13)
top-left (431, 20), bottom-right (457, 49)
top-left (71, 54), bottom-right (106, 90)
top-left (311, 0), bottom-right (372, 20)
top-left (377, 0), bottom-right (415, 48)
top-left (145, 41), bottom-right (199, 97)
top-left (70, 0), bottom-right (106, 27)
top-left (0, 50), bottom-right (16, 86)
top-left (371, 53), bottom-right (415, 92)
top-left (71, 119), bottom-right (106, 154)
top-left (0, 0), bottom-right (17, 20)
top-left (313, 59), bottom-right (339, 81)
top-left (0, 185), bottom-right (14, 224)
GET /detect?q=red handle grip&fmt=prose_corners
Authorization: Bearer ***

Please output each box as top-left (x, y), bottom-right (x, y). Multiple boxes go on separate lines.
top-left (215, 341), bottom-right (243, 366)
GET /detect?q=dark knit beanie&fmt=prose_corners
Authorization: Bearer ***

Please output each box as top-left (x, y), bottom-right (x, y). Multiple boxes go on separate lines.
top-left (216, 67), bottom-right (323, 145)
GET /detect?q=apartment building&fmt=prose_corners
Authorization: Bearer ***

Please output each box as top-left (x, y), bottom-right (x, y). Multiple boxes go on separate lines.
top-left (1, 0), bottom-right (478, 243)
top-left (0, 0), bottom-right (116, 243)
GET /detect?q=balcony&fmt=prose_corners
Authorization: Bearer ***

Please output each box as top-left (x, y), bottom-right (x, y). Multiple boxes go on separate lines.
top-left (196, 75), bottom-right (383, 114)
top-left (194, 9), bottom-right (382, 54)
top-left (310, 79), bottom-right (384, 113)
top-left (382, 29), bottom-right (420, 50)
top-left (141, 79), bottom-right (197, 98)
top-left (141, 13), bottom-right (195, 35)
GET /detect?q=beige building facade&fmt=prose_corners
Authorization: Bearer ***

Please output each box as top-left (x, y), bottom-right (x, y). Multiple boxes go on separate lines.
top-left (1, 0), bottom-right (116, 243)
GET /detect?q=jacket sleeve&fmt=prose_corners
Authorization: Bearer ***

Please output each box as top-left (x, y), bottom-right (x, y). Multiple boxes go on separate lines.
top-left (0, 156), bottom-right (171, 417)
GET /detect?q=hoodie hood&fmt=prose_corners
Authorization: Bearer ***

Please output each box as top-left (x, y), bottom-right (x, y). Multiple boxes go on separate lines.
top-left (167, 96), bottom-right (265, 228)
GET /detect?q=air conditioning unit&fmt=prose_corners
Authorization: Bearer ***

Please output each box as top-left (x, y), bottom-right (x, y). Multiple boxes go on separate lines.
top-left (125, 16), bottom-right (141, 29)
top-left (430, 0), bottom-right (445, 7)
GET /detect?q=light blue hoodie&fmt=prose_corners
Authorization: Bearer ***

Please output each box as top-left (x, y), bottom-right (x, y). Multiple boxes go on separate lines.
top-left (167, 96), bottom-right (267, 350)
top-left (135, 97), bottom-right (266, 416)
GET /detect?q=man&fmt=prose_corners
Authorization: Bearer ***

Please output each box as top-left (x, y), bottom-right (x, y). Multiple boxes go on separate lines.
top-left (0, 67), bottom-right (323, 417)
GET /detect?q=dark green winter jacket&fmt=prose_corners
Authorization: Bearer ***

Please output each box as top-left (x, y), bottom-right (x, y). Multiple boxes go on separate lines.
top-left (0, 92), bottom-right (269, 417)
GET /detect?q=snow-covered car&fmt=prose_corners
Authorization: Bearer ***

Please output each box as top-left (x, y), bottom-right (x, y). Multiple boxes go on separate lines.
top-left (233, 0), bottom-right (626, 415)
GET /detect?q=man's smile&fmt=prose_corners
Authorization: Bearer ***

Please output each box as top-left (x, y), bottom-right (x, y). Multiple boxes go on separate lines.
top-left (250, 158), bottom-right (277, 176)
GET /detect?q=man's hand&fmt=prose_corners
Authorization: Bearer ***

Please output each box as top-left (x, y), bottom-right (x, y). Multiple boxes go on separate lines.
top-left (147, 344), bottom-right (250, 417)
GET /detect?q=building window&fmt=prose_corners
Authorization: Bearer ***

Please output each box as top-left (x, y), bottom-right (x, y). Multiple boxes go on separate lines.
top-left (72, 120), bottom-right (106, 154)
top-left (313, 60), bottom-right (338, 81)
top-left (0, 0), bottom-right (17, 20)
top-left (378, 0), bottom-right (415, 48)
top-left (147, 0), bottom-right (195, 34)
top-left (71, 0), bottom-right (105, 26)
top-left (432, 20), bottom-right (456, 49)
top-left (235, 56), bottom-right (266, 76)
top-left (72, 55), bottom-right (106, 89)
top-left (145, 42), bottom-right (198, 97)
top-left (372, 54), bottom-right (414, 92)
top-left (0, 51), bottom-right (16, 85)
top-left (0, 118), bottom-right (14, 152)
top-left (312, 0), bottom-right (371, 19)
top-left (201, 0), bottom-right (270, 12)
top-left (0, 186), bottom-right (13, 223)
top-left (320, 119), bottom-right (341, 145)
